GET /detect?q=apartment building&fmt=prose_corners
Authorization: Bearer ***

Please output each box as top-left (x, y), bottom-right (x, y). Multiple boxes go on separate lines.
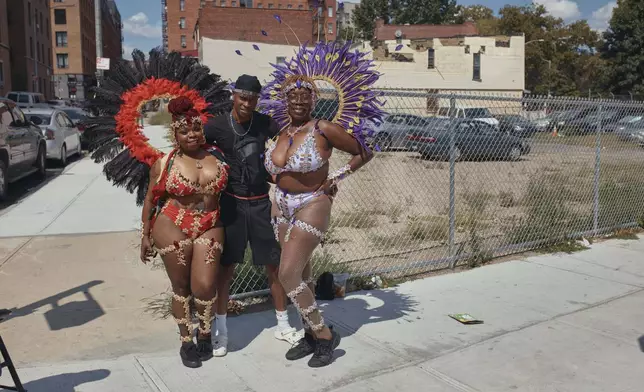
top-left (50, 0), bottom-right (123, 100)
top-left (163, 0), bottom-right (336, 53)
top-left (7, 0), bottom-right (54, 99)
top-left (0, 0), bottom-right (11, 96)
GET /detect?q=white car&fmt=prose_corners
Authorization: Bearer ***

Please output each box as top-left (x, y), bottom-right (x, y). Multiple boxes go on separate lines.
top-left (23, 108), bottom-right (82, 165)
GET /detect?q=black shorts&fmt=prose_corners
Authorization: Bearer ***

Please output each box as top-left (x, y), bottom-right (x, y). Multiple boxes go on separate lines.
top-left (219, 192), bottom-right (281, 266)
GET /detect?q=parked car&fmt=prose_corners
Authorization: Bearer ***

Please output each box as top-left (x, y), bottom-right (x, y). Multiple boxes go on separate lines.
top-left (498, 115), bottom-right (539, 138)
top-left (603, 115), bottom-right (644, 133)
top-left (366, 114), bottom-right (449, 151)
top-left (60, 107), bottom-right (92, 149)
top-left (616, 120), bottom-right (644, 146)
top-left (437, 107), bottom-right (500, 126)
top-left (562, 110), bottom-right (627, 135)
top-left (0, 98), bottom-right (47, 201)
top-left (5, 92), bottom-right (47, 109)
top-left (406, 119), bottom-right (530, 161)
top-left (23, 108), bottom-right (83, 165)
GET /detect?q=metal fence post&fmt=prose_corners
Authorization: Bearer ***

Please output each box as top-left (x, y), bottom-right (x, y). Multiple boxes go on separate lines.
top-left (593, 102), bottom-right (602, 235)
top-left (448, 95), bottom-right (457, 266)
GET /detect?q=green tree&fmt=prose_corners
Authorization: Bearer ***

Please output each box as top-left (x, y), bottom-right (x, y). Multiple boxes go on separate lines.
top-left (351, 0), bottom-right (393, 41)
top-left (394, 0), bottom-right (460, 25)
top-left (455, 4), bottom-right (494, 22)
top-left (601, 0), bottom-right (644, 95)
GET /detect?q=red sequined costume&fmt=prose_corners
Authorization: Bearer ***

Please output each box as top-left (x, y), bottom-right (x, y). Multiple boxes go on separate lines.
top-left (148, 142), bottom-right (229, 266)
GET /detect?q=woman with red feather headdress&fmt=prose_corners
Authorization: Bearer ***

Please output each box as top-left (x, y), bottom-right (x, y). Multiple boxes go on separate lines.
top-left (81, 49), bottom-right (231, 369)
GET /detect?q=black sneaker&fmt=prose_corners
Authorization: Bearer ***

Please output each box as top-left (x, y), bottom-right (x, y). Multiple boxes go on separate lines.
top-left (285, 331), bottom-right (316, 361)
top-left (307, 327), bottom-right (341, 368)
top-left (196, 338), bottom-right (214, 362)
top-left (180, 342), bottom-right (202, 368)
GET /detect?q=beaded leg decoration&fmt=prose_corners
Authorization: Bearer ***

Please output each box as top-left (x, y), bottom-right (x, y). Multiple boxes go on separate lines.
top-left (155, 239), bottom-right (193, 266)
top-left (272, 216), bottom-right (326, 244)
top-left (193, 237), bottom-right (224, 264)
top-left (172, 293), bottom-right (194, 343)
top-left (287, 282), bottom-right (325, 332)
top-left (194, 297), bottom-right (216, 336)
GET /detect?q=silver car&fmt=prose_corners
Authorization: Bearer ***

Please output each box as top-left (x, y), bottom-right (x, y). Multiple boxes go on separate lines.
top-left (23, 108), bottom-right (82, 165)
top-left (367, 114), bottom-right (449, 151)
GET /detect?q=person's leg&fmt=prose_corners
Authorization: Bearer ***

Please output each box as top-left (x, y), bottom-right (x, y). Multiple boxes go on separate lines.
top-left (277, 195), bottom-right (340, 367)
top-left (151, 216), bottom-right (201, 368)
top-left (213, 193), bottom-right (246, 357)
top-left (249, 197), bottom-right (295, 341)
top-left (191, 226), bottom-right (224, 361)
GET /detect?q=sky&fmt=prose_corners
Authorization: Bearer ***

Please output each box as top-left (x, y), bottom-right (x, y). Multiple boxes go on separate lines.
top-left (113, 0), bottom-right (617, 59)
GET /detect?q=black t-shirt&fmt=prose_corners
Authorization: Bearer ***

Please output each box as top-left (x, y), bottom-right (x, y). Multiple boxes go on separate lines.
top-left (204, 111), bottom-right (279, 197)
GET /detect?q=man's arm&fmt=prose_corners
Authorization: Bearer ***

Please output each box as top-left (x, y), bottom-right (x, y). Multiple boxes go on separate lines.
top-left (266, 116), bottom-right (281, 139)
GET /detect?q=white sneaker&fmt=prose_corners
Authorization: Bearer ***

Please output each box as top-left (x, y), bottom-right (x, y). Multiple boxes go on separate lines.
top-left (212, 333), bottom-right (228, 357)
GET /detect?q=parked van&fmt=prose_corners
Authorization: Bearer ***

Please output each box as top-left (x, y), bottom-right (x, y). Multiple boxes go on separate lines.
top-left (5, 92), bottom-right (47, 109)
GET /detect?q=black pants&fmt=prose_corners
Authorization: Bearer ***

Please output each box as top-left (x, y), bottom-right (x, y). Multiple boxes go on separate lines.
top-left (220, 193), bottom-right (281, 266)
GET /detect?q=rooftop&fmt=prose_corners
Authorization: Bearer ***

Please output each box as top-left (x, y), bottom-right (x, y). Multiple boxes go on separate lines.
top-left (374, 19), bottom-right (479, 41)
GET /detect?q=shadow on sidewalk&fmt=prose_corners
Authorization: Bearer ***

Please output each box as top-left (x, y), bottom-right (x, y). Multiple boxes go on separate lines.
top-left (638, 335), bottom-right (644, 353)
top-left (226, 288), bottom-right (418, 352)
top-left (20, 369), bottom-right (110, 392)
top-left (1, 280), bottom-right (105, 331)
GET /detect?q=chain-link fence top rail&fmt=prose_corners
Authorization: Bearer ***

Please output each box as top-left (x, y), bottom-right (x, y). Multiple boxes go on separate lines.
top-left (230, 91), bottom-right (644, 298)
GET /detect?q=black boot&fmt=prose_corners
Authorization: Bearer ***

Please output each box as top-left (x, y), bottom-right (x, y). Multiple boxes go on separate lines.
top-left (308, 326), bottom-right (341, 368)
top-left (285, 331), bottom-right (316, 361)
top-left (180, 342), bottom-right (202, 368)
top-left (196, 337), bottom-right (214, 362)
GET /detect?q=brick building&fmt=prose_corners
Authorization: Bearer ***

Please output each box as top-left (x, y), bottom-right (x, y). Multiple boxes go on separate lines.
top-left (0, 0), bottom-right (11, 96)
top-left (50, 0), bottom-right (123, 100)
top-left (163, 0), bottom-right (336, 54)
top-left (7, 0), bottom-right (54, 99)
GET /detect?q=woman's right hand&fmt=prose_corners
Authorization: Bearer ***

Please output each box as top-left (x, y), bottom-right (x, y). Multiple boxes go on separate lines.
top-left (140, 236), bottom-right (154, 264)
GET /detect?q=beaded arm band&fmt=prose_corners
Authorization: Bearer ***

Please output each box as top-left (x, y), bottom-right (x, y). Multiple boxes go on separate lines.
top-left (328, 164), bottom-right (353, 186)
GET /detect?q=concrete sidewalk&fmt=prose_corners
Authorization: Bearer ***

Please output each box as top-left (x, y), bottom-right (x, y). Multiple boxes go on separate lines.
top-left (1, 234), bottom-right (643, 391)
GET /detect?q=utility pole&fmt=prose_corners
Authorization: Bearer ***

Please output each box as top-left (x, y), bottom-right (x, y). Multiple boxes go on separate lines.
top-left (33, 9), bottom-right (38, 94)
top-left (95, 0), bottom-right (103, 87)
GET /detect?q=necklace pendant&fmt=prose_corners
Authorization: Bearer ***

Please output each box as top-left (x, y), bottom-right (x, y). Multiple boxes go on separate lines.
top-left (196, 161), bottom-right (203, 169)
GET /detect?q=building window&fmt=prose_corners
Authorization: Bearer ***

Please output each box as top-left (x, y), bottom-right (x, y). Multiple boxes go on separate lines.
top-left (46, 18), bottom-right (50, 37)
top-left (30, 37), bottom-right (34, 58)
top-left (220, 0), bottom-right (225, 5)
top-left (257, 2), bottom-right (263, 7)
top-left (180, 0), bottom-right (185, 10)
top-left (232, 0), bottom-right (237, 6)
top-left (37, 42), bottom-right (40, 62)
top-left (54, 0), bottom-right (63, 2)
top-left (298, 4), bottom-right (302, 8)
top-left (328, 6), bottom-right (332, 17)
top-left (179, 17), bottom-right (186, 29)
top-left (427, 48), bottom-right (435, 69)
top-left (39, 12), bottom-right (43, 33)
top-left (327, 23), bottom-right (332, 34)
top-left (54, 9), bottom-right (67, 24)
top-left (48, 48), bottom-right (52, 67)
top-left (57, 54), bottom-right (69, 68)
top-left (473, 53), bottom-right (481, 81)
top-left (181, 35), bottom-right (187, 48)
top-left (0, 62), bottom-right (4, 86)
top-left (287, 4), bottom-right (292, 8)
top-left (276, 56), bottom-right (286, 63)
top-left (241, 0), bottom-right (253, 7)
top-left (56, 32), bottom-right (68, 47)
top-left (268, 3), bottom-right (273, 8)
top-left (28, 2), bottom-right (31, 25)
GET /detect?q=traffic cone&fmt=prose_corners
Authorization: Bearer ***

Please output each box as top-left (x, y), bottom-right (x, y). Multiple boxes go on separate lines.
top-left (552, 125), bottom-right (558, 137)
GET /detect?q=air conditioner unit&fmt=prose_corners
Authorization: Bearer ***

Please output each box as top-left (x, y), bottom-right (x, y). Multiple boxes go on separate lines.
top-left (181, 43), bottom-right (187, 48)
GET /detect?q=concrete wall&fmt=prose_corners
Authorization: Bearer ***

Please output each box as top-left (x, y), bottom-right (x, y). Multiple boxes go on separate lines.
top-left (364, 35), bottom-right (525, 92)
top-left (200, 37), bottom-right (301, 84)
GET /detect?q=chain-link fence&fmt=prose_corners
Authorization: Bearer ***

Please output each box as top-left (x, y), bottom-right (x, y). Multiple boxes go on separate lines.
top-left (231, 90), bottom-right (644, 299)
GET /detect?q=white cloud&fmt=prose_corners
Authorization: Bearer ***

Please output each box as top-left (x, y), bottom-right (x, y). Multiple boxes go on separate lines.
top-left (589, 2), bottom-right (616, 31)
top-left (533, 0), bottom-right (581, 20)
top-left (123, 12), bottom-right (161, 39)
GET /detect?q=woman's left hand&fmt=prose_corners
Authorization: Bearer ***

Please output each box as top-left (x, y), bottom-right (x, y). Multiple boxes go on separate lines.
top-left (318, 179), bottom-right (339, 198)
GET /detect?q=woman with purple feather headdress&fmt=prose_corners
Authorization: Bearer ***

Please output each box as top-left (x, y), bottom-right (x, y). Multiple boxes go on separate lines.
top-left (259, 41), bottom-right (385, 368)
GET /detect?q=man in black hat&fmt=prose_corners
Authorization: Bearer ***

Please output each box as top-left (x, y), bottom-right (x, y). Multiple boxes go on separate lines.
top-left (204, 74), bottom-right (298, 356)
